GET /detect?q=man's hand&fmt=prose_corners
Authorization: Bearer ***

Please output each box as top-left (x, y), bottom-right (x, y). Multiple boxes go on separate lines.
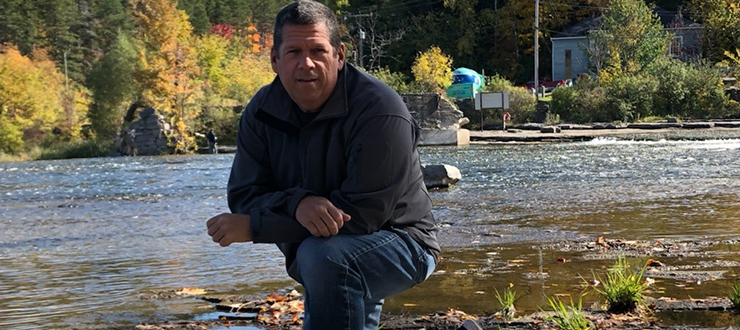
top-left (206, 213), bottom-right (253, 246)
top-left (296, 196), bottom-right (351, 237)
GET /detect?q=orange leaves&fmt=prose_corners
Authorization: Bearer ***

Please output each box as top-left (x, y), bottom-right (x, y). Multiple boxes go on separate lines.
top-left (255, 291), bottom-right (304, 326)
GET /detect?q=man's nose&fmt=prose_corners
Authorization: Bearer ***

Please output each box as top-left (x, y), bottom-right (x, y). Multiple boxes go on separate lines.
top-left (298, 53), bottom-right (316, 69)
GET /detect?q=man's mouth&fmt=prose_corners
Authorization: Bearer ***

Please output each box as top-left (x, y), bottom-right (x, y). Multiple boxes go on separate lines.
top-left (297, 78), bottom-right (318, 83)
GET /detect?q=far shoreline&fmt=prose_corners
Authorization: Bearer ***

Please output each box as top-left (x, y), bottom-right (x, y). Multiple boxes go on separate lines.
top-left (468, 121), bottom-right (740, 143)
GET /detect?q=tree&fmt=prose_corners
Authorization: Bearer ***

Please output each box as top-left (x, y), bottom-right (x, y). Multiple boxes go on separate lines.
top-left (348, 11), bottom-right (409, 71)
top-left (222, 52), bottom-right (274, 104)
top-left (687, 0), bottom-right (740, 63)
top-left (130, 0), bottom-right (200, 151)
top-left (0, 0), bottom-right (41, 55)
top-left (589, 0), bottom-right (669, 79)
top-left (88, 33), bottom-right (138, 140)
top-left (0, 45), bottom-right (65, 152)
top-left (179, 0), bottom-right (211, 35)
top-left (411, 46), bottom-right (453, 92)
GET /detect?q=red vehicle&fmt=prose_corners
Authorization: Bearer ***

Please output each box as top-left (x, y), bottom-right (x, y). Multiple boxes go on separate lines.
top-left (525, 78), bottom-right (570, 92)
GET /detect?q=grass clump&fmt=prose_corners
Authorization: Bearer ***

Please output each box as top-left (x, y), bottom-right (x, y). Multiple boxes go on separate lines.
top-left (494, 285), bottom-right (517, 320)
top-left (729, 279), bottom-right (740, 308)
top-left (546, 294), bottom-right (592, 330)
top-left (594, 256), bottom-right (648, 313)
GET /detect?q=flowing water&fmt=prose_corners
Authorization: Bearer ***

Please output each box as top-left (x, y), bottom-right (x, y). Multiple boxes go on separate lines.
top-left (2, 132), bottom-right (740, 329)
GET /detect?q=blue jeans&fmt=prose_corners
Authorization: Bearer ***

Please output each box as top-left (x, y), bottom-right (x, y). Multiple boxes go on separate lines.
top-left (294, 228), bottom-right (436, 330)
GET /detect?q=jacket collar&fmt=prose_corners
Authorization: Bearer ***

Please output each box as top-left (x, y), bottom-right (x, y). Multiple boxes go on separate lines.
top-left (258, 63), bottom-right (350, 125)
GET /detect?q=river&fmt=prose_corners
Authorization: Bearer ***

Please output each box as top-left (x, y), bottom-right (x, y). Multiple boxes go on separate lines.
top-left (2, 132), bottom-right (740, 329)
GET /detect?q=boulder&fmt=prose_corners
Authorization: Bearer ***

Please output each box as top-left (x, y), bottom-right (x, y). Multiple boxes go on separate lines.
top-left (118, 107), bottom-right (175, 156)
top-left (422, 164), bottom-right (461, 189)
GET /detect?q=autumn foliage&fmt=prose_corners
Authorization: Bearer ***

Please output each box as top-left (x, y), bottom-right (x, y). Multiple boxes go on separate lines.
top-left (411, 46), bottom-right (454, 93)
top-left (0, 45), bottom-right (64, 153)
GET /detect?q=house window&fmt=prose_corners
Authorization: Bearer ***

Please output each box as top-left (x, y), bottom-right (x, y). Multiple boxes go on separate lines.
top-left (565, 50), bottom-right (572, 79)
top-left (670, 36), bottom-right (683, 57)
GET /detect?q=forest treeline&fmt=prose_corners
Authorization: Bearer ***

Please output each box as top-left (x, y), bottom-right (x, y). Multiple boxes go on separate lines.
top-left (0, 0), bottom-right (739, 159)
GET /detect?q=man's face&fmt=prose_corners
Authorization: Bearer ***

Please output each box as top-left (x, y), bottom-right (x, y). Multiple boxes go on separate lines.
top-left (271, 23), bottom-right (345, 112)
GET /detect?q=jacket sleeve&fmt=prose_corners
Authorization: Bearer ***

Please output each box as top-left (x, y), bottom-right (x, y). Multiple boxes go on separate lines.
top-left (227, 108), bottom-right (312, 243)
top-left (330, 113), bottom-right (420, 234)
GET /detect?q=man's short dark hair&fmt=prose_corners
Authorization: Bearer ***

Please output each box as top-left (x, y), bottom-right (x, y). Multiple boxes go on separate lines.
top-left (273, 0), bottom-right (342, 56)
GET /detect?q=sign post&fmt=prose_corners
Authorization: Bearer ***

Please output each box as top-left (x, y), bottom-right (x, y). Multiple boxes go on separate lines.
top-left (474, 92), bottom-right (510, 131)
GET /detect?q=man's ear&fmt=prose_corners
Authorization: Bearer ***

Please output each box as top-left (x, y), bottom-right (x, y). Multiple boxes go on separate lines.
top-left (270, 47), bottom-right (279, 74)
top-left (337, 43), bottom-right (345, 68)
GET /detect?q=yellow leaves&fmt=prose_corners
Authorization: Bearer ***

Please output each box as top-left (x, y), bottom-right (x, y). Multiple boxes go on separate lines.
top-left (223, 52), bottom-right (274, 103)
top-left (0, 44), bottom-right (63, 131)
top-left (411, 46), bottom-right (453, 93)
top-left (724, 48), bottom-right (740, 65)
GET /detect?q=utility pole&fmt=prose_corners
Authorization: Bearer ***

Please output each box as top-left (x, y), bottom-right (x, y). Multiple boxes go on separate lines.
top-left (345, 12), bottom-right (371, 69)
top-left (534, 0), bottom-right (540, 99)
top-left (359, 29), bottom-right (365, 68)
top-left (63, 50), bottom-right (69, 93)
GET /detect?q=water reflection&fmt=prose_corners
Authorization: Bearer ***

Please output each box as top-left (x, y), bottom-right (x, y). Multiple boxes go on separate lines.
top-left (2, 136), bottom-right (740, 328)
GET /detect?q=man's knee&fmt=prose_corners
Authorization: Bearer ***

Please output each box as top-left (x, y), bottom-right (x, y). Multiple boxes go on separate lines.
top-left (295, 237), bottom-right (350, 283)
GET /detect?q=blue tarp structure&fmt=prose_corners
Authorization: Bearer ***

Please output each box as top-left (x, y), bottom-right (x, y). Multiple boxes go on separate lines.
top-left (446, 67), bottom-right (484, 99)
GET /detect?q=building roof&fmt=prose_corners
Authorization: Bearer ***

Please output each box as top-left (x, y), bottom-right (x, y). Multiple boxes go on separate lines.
top-left (551, 6), bottom-right (699, 39)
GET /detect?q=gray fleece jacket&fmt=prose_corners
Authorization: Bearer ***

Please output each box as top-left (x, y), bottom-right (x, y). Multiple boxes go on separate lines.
top-left (227, 63), bottom-right (439, 280)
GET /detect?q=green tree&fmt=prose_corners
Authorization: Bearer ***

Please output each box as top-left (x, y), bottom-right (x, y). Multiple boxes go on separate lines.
top-left (179, 0), bottom-right (212, 35)
top-left (88, 34), bottom-right (138, 141)
top-left (0, 0), bottom-right (41, 55)
top-left (590, 0), bottom-right (669, 79)
top-left (687, 0), bottom-right (740, 63)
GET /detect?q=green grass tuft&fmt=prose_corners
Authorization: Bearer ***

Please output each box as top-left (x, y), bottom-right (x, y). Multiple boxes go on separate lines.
top-left (729, 279), bottom-right (740, 308)
top-left (494, 286), bottom-right (517, 320)
top-left (546, 294), bottom-right (592, 330)
top-left (594, 256), bottom-right (649, 313)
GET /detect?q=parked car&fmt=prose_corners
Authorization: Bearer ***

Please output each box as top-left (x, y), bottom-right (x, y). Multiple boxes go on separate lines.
top-left (525, 78), bottom-right (572, 93)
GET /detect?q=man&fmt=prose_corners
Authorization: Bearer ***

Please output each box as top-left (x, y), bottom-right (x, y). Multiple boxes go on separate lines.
top-left (206, 1), bottom-right (439, 329)
top-left (206, 129), bottom-right (217, 154)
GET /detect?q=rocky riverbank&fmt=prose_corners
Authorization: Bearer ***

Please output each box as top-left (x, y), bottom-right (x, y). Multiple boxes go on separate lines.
top-left (470, 121), bottom-right (740, 143)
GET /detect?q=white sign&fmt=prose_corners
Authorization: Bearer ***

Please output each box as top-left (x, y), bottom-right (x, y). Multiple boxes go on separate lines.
top-left (475, 92), bottom-right (509, 110)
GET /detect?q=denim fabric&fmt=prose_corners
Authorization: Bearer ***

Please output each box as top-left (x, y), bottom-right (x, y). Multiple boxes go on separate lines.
top-left (294, 228), bottom-right (436, 330)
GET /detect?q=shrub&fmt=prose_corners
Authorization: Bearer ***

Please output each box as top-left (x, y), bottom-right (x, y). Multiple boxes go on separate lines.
top-left (650, 59), bottom-right (733, 119)
top-left (0, 121), bottom-right (24, 154)
top-left (37, 140), bottom-right (115, 160)
top-left (504, 86), bottom-right (537, 124)
top-left (371, 67), bottom-right (411, 93)
top-left (683, 62), bottom-right (734, 119)
top-left (551, 87), bottom-right (578, 122)
top-left (605, 74), bottom-right (658, 122)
